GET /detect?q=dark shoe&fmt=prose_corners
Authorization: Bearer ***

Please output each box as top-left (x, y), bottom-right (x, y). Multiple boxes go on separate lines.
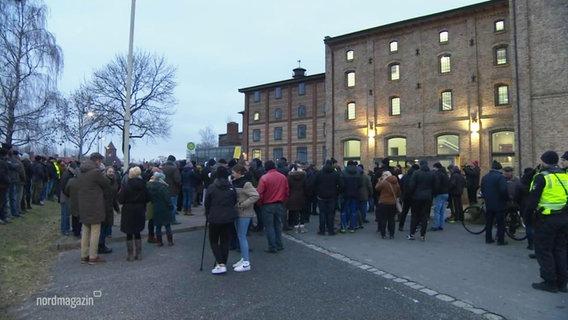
top-left (528, 253), bottom-right (537, 259)
top-left (430, 227), bottom-right (441, 231)
top-left (497, 241), bottom-right (509, 246)
top-left (531, 281), bottom-right (559, 293)
top-left (398, 227), bottom-right (404, 232)
top-left (167, 234), bottom-right (174, 246)
top-left (147, 234), bottom-right (158, 243)
top-left (558, 285), bottom-right (567, 293)
top-left (80, 256), bottom-right (89, 264)
top-left (276, 247), bottom-right (284, 251)
top-left (156, 235), bottom-right (164, 247)
top-left (486, 240), bottom-right (495, 244)
top-left (363, 219), bottom-right (370, 223)
top-left (27, 205), bottom-right (32, 210)
top-left (389, 235), bottom-right (394, 239)
top-left (328, 232), bottom-right (337, 236)
top-left (420, 236), bottom-right (425, 241)
top-left (527, 243), bottom-right (534, 250)
top-left (317, 232), bottom-right (325, 236)
top-left (172, 221), bottom-right (181, 225)
top-left (264, 249), bottom-right (277, 254)
top-left (88, 257), bottom-right (106, 265)
top-left (98, 246), bottom-right (113, 254)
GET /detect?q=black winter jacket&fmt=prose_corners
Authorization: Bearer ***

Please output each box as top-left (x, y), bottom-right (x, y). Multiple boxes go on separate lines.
top-left (312, 164), bottom-right (342, 200)
top-left (205, 179), bottom-right (238, 224)
top-left (409, 165), bottom-right (436, 201)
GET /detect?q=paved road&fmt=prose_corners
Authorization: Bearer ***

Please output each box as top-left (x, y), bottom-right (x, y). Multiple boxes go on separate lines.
top-left (11, 207), bottom-right (568, 319)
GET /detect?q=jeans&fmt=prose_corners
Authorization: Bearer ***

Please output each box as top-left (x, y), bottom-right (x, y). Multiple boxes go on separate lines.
top-left (432, 193), bottom-right (449, 228)
top-left (261, 203), bottom-right (284, 251)
top-left (155, 224), bottom-right (172, 236)
top-left (235, 217), bottom-right (252, 261)
top-left (170, 196), bottom-right (178, 223)
top-left (60, 202), bottom-right (70, 235)
top-left (8, 184), bottom-right (21, 217)
top-left (341, 198), bottom-right (358, 230)
top-left (42, 179), bottom-right (54, 202)
top-left (318, 198), bottom-right (336, 234)
top-left (98, 223), bottom-right (109, 247)
top-left (182, 186), bottom-right (194, 211)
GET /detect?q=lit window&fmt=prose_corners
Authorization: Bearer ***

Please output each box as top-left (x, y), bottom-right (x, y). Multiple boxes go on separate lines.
top-left (298, 83), bottom-right (306, 95)
top-left (274, 127), bottom-right (282, 140)
top-left (440, 55), bottom-right (451, 73)
top-left (439, 30), bottom-right (449, 43)
top-left (252, 149), bottom-right (262, 159)
top-left (252, 129), bottom-right (261, 142)
top-left (275, 87), bottom-right (282, 99)
top-left (253, 112), bottom-right (260, 121)
top-left (297, 125), bottom-right (307, 139)
top-left (495, 84), bottom-right (510, 106)
top-left (297, 147), bottom-right (308, 163)
top-left (253, 91), bottom-right (260, 102)
top-left (495, 20), bottom-right (505, 32)
top-left (346, 102), bottom-right (356, 120)
top-left (441, 90), bottom-right (453, 111)
top-left (390, 97), bottom-right (401, 116)
top-left (389, 40), bottom-right (398, 53)
top-left (491, 131), bottom-right (515, 168)
top-left (346, 50), bottom-right (354, 61)
top-left (274, 108), bottom-right (282, 120)
top-left (344, 140), bottom-right (361, 159)
top-left (387, 137), bottom-right (407, 156)
top-left (347, 72), bottom-right (355, 87)
top-left (437, 134), bottom-right (459, 155)
top-left (389, 63), bottom-right (400, 81)
top-left (298, 105), bottom-right (306, 118)
top-left (495, 46), bottom-right (508, 65)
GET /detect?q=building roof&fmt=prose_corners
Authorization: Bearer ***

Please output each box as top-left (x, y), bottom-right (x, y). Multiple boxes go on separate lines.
top-left (238, 72), bottom-right (325, 93)
top-left (324, 0), bottom-right (508, 46)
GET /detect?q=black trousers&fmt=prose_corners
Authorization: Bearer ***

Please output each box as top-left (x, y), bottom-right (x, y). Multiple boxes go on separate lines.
top-left (450, 194), bottom-right (464, 221)
top-left (410, 199), bottom-right (431, 237)
top-left (467, 185), bottom-right (478, 205)
top-left (398, 198), bottom-right (412, 229)
top-left (485, 208), bottom-right (505, 243)
top-left (209, 222), bottom-right (234, 265)
top-left (534, 213), bottom-right (568, 286)
top-left (377, 203), bottom-right (396, 237)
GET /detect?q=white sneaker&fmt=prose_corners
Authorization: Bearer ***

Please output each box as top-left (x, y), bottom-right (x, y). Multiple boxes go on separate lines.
top-left (232, 258), bottom-right (244, 268)
top-left (299, 225), bottom-right (307, 233)
top-left (211, 264), bottom-right (227, 274)
top-left (234, 261), bottom-right (251, 272)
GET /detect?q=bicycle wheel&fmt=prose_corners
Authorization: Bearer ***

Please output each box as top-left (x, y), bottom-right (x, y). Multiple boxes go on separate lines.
top-left (505, 210), bottom-right (527, 241)
top-left (462, 205), bottom-right (486, 234)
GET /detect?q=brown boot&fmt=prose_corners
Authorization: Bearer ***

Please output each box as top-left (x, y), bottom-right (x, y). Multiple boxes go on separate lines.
top-left (134, 239), bottom-right (142, 260)
top-left (147, 234), bottom-right (157, 243)
top-left (126, 240), bottom-right (134, 261)
top-left (186, 209), bottom-right (193, 216)
top-left (167, 234), bottom-right (174, 246)
top-left (156, 234), bottom-right (164, 247)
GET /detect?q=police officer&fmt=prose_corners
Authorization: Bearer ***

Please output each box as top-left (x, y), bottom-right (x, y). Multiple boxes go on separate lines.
top-left (524, 150), bottom-right (568, 293)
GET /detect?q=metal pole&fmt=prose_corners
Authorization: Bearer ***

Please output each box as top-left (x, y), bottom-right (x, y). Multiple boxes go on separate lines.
top-left (123, 0), bottom-right (136, 172)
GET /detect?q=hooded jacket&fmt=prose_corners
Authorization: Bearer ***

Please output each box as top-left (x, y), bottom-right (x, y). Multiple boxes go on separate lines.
top-left (287, 169), bottom-right (307, 211)
top-left (376, 175), bottom-right (401, 205)
top-left (77, 159), bottom-right (111, 225)
top-left (409, 163), bottom-right (435, 201)
top-left (205, 178), bottom-right (238, 224)
top-left (313, 163), bottom-right (342, 200)
top-left (341, 165), bottom-right (362, 199)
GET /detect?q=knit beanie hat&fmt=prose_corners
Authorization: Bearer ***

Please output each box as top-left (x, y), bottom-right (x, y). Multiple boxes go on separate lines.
top-left (540, 150), bottom-right (559, 165)
top-left (491, 160), bottom-right (503, 170)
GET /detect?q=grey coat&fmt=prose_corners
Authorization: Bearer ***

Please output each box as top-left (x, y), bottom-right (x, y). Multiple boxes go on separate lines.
top-left (77, 159), bottom-right (110, 225)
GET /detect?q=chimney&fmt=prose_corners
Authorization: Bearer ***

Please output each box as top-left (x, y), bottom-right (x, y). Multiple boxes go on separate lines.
top-left (292, 67), bottom-right (306, 79)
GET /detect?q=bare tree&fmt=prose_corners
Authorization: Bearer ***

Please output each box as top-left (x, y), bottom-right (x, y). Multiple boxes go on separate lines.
top-left (55, 88), bottom-right (107, 159)
top-left (87, 50), bottom-right (177, 154)
top-left (0, 0), bottom-right (63, 147)
top-left (198, 126), bottom-right (218, 149)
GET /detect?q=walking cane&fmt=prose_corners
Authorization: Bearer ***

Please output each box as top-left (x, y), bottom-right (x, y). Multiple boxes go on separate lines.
top-left (199, 219), bottom-right (208, 271)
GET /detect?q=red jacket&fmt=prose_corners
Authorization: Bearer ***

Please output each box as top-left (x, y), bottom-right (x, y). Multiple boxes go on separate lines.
top-left (257, 169), bottom-right (289, 206)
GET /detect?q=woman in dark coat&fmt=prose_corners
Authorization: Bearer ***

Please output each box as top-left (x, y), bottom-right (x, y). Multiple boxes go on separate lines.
top-left (119, 166), bottom-right (150, 261)
top-left (286, 165), bottom-right (308, 233)
top-left (147, 172), bottom-right (174, 246)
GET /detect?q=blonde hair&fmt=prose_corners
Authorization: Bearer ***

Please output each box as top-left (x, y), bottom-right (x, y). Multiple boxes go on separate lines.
top-left (128, 166), bottom-right (142, 179)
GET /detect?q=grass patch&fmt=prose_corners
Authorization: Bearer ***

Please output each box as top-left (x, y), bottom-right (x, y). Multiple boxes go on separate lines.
top-left (0, 201), bottom-right (60, 313)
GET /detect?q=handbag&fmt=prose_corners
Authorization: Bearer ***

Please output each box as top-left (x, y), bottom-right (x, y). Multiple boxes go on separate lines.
top-left (387, 182), bottom-right (403, 213)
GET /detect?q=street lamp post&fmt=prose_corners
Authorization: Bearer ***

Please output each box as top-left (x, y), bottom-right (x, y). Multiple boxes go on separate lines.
top-left (123, 0), bottom-right (136, 171)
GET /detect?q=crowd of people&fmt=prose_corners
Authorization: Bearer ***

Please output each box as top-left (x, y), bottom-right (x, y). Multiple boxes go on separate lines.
top-left (1, 144), bottom-right (566, 292)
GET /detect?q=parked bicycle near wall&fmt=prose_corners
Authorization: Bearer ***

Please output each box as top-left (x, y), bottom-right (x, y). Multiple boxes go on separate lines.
top-left (462, 199), bottom-right (527, 240)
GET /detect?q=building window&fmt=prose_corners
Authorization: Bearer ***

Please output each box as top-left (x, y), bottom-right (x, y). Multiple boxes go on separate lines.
top-left (298, 83), bottom-right (306, 95)
top-left (387, 137), bottom-right (407, 156)
top-left (252, 149), bottom-right (262, 160)
top-left (298, 105), bottom-right (307, 118)
top-left (297, 125), bottom-right (307, 139)
top-left (389, 63), bottom-right (400, 81)
top-left (495, 46), bottom-right (508, 65)
top-left (346, 102), bottom-right (356, 120)
top-left (274, 127), bottom-right (282, 140)
top-left (390, 97), bottom-right (401, 116)
top-left (252, 129), bottom-right (261, 142)
top-left (495, 19), bottom-right (505, 32)
top-left (347, 71), bottom-right (355, 87)
top-left (440, 54), bottom-right (451, 73)
top-left (495, 84), bottom-right (510, 106)
top-left (343, 140), bottom-right (361, 161)
top-left (296, 147), bottom-right (308, 163)
top-left (275, 87), bottom-right (282, 99)
top-left (346, 50), bottom-right (354, 61)
top-left (274, 108), bottom-right (282, 120)
top-left (389, 40), bottom-right (398, 53)
top-left (253, 112), bottom-right (260, 121)
top-left (441, 90), bottom-right (453, 111)
top-left (491, 131), bottom-right (515, 168)
top-left (439, 30), bottom-right (449, 43)
top-left (437, 134), bottom-right (459, 155)
top-left (253, 91), bottom-right (260, 102)
top-left (273, 148), bottom-right (283, 161)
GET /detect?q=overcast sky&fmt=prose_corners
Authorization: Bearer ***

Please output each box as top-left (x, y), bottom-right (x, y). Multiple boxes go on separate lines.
top-left (46, 0), bottom-right (483, 162)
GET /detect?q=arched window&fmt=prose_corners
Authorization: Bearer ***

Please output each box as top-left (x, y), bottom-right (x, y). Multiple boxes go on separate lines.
top-left (387, 137), bottom-right (407, 156)
top-left (494, 45), bottom-right (508, 65)
top-left (389, 63), bottom-right (400, 81)
top-left (347, 71), bottom-right (355, 87)
top-left (437, 134), bottom-right (459, 155)
top-left (440, 90), bottom-right (453, 111)
top-left (346, 102), bottom-right (356, 120)
top-left (439, 30), bottom-right (449, 43)
top-left (346, 50), bottom-right (354, 61)
top-left (440, 54), bottom-right (451, 73)
top-left (343, 140), bottom-right (361, 161)
top-left (253, 112), bottom-right (260, 121)
top-left (389, 40), bottom-right (398, 53)
top-left (491, 131), bottom-right (515, 168)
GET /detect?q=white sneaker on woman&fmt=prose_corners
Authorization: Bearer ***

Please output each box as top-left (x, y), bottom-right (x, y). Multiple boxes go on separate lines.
top-left (211, 264), bottom-right (227, 274)
top-left (232, 258), bottom-right (244, 268)
top-left (234, 261), bottom-right (251, 272)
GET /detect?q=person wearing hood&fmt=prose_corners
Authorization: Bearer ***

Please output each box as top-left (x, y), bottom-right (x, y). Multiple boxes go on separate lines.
top-left (399, 163), bottom-right (419, 231)
top-left (340, 161), bottom-right (363, 233)
top-left (286, 164), bottom-right (308, 233)
top-left (313, 160), bottom-right (342, 235)
top-left (148, 172), bottom-right (174, 247)
top-left (431, 162), bottom-right (450, 231)
top-left (448, 166), bottom-right (466, 223)
top-left (205, 166), bottom-right (238, 274)
top-left (119, 166), bottom-right (150, 261)
top-left (375, 171), bottom-right (401, 239)
top-left (480, 160), bottom-right (509, 246)
top-left (407, 160), bottom-right (436, 241)
top-left (181, 160), bottom-right (200, 216)
top-left (77, 153), bottom-right (111, 265)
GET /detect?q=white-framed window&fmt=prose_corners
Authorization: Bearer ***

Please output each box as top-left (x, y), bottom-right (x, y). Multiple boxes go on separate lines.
top-left (437, 134), bottom-right (460, 155)
top-left (495, 46), bottom-right (508, 65)
top-left (494, 19), bottom-right (505, 32)
top-left (387, 137), bottom-right (407, 156)
top-left (389, 63), bottom-right (400, 81)
top-left (440, 54), bottom-right (451, 73)
top-left (439, 30), bottom-right (449, 43)
top-left (441, 90), bottom-right (453, 111)
top-left (495, 84), bottom-right (510, 106)
top-left (346, 102), bottom-right (356, 120)
top-left (297, 125), bottom-right (307, 139)
top-left (346, 50), bottom-right (354, 61)
top-left (389, 40), bottom-right (398, 53)
top-left (347, 71), bottom-right (355, 87)
top-left (390, 97), bottom-right (401, 116)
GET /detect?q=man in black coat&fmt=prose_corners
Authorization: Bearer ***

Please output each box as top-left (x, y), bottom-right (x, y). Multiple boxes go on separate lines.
top-left (407, 160), bottom-right (436, 241)
top-left (480, 160), bottom-right (509, 245)
top-left (463, 160), bottom-right (481, 205)
top-left (313, 160), bottom-right (343, 235)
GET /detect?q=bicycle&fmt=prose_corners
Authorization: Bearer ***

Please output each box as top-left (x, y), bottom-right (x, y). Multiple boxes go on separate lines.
top-left (462, 200), bottom-right (527, 241)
